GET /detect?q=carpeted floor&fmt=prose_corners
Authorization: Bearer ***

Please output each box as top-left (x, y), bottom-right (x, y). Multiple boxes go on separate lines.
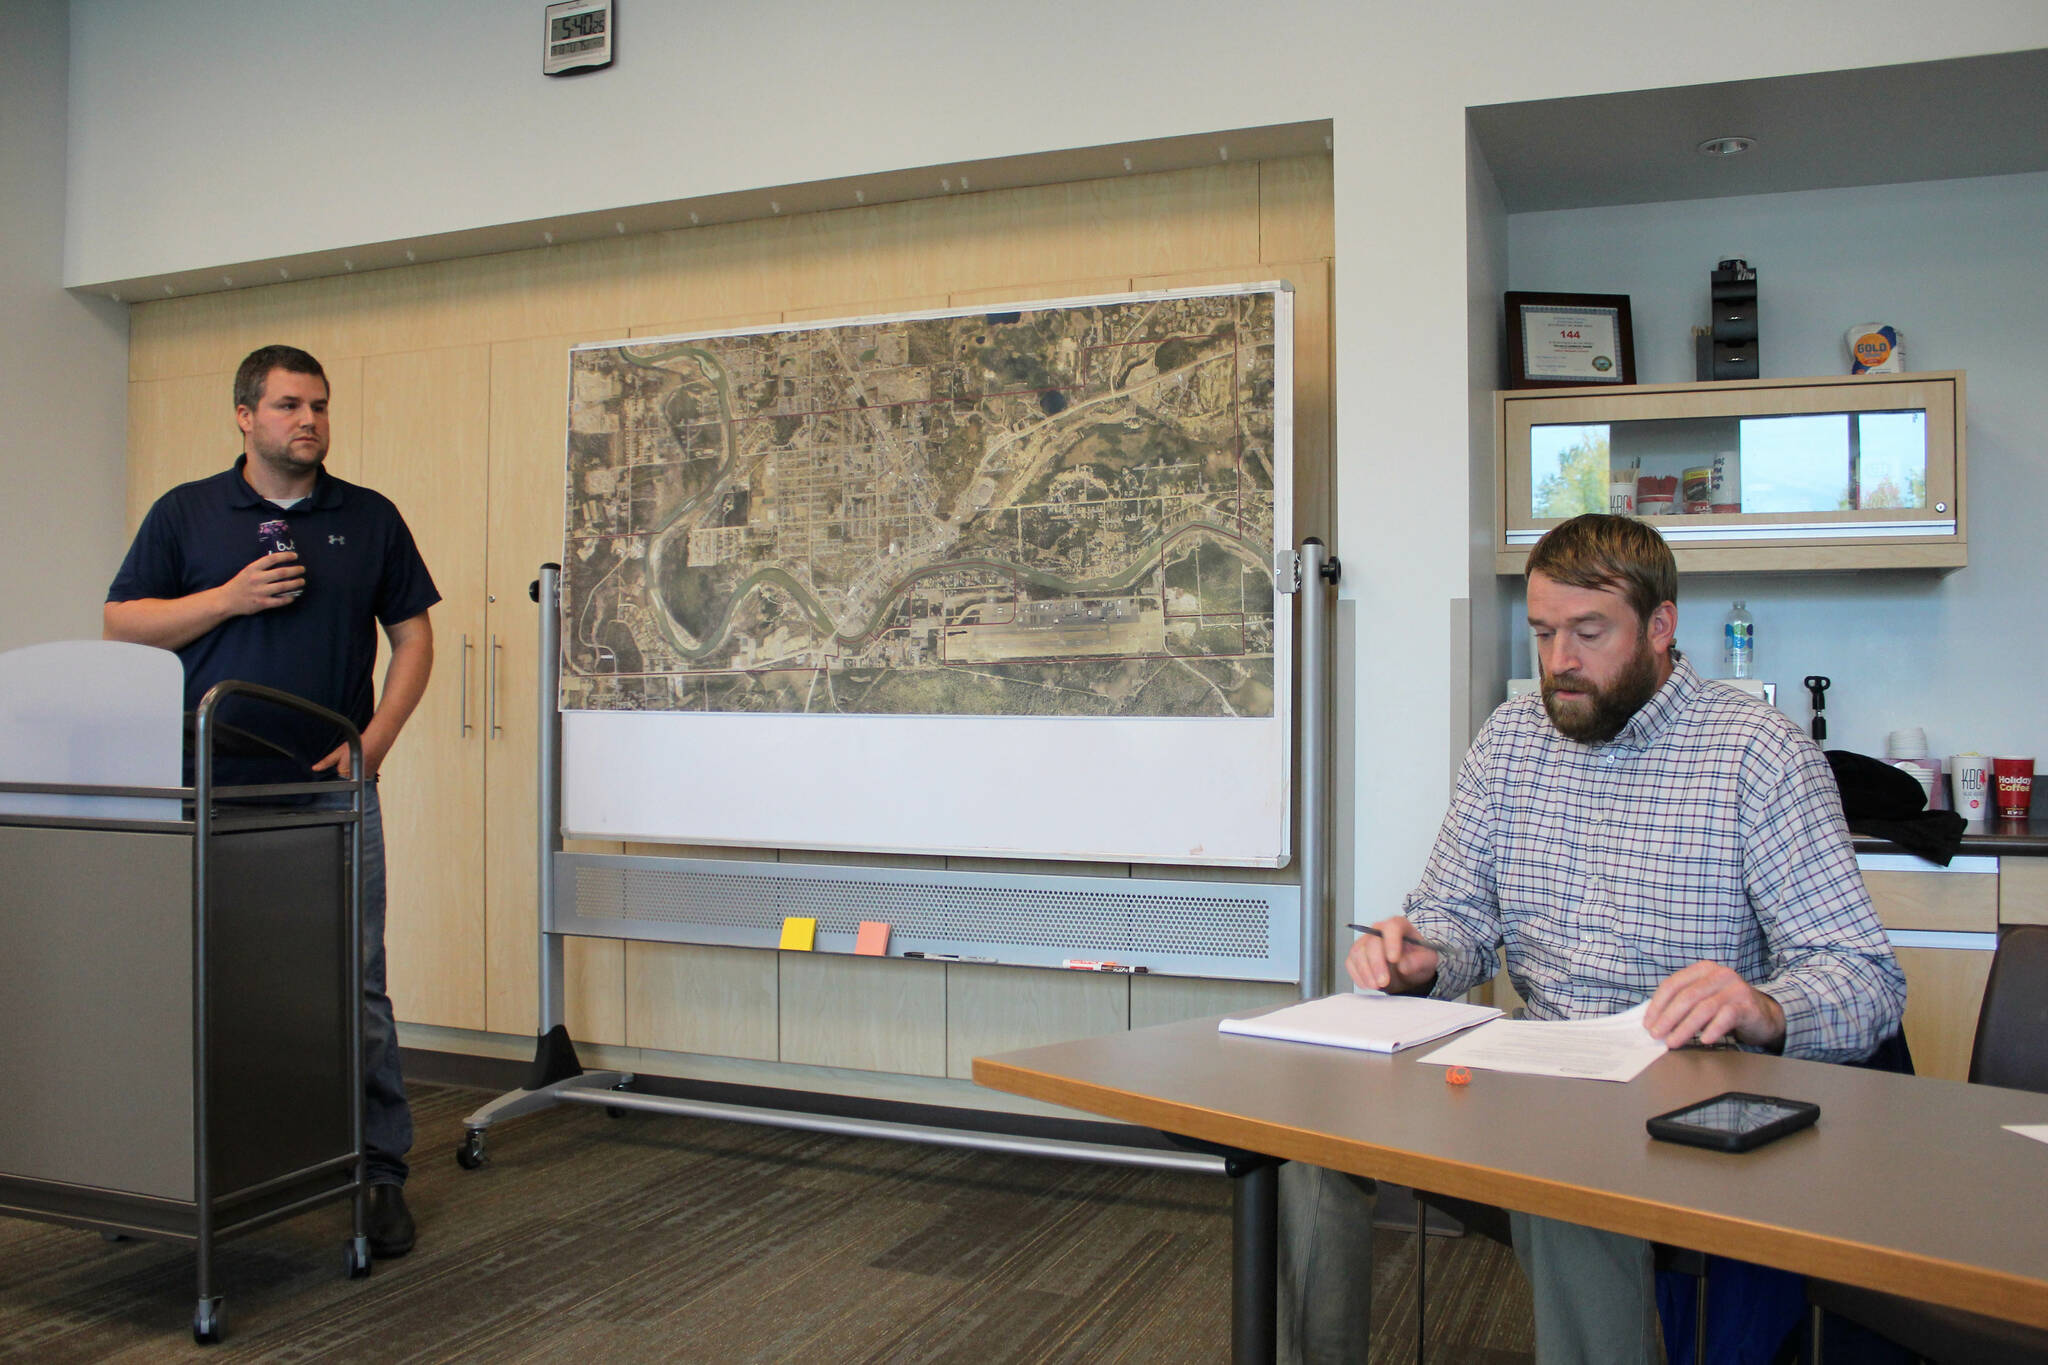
top-left (0, 1084), bottom-right (1534, 1362)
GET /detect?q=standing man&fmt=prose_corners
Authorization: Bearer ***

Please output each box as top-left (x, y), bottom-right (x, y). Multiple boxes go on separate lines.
top-left (106, 345), bottom-right (439, 1259)
top-left (1346, 513), bottom-right (1903, 1362)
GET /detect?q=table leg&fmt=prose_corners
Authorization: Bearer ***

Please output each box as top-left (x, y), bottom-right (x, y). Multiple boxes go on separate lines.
top-left (1228, 1153), bottom-right (1281, 1365)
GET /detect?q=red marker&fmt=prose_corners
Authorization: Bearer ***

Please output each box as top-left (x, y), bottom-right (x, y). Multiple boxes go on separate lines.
top-left (1062, 959), bottom-right (1149, 974)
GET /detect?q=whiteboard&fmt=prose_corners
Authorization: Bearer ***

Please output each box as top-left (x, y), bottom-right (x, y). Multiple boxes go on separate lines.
top-left (559, 283), bottom-right (1293, 866)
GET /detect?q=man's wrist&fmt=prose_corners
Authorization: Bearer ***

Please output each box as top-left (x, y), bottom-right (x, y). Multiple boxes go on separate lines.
top-left (1746, 986), bottom-right (1788, 1052)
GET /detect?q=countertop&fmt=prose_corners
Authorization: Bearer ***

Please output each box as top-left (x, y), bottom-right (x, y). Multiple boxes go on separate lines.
top-left (1852, 810), bottom-right (2048, 859)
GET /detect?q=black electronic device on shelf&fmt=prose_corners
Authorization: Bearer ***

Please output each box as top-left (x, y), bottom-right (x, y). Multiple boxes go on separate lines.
top-left (1710, 258), bottom-right (1760, 379)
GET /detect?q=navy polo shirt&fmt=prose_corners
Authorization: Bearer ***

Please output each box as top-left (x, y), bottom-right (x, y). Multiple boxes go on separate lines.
top-left (109, 456), bottom-right (440, 779)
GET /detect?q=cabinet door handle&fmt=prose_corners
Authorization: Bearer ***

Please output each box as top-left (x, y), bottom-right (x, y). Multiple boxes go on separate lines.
top-left (489, 635), bottom-right (503, 738)
top-left (459, 634), bottom-right (474, 737)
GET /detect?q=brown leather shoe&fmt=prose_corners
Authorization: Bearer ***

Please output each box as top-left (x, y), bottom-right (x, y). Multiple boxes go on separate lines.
top-left (367, 1183), bottom-right (415, 1258)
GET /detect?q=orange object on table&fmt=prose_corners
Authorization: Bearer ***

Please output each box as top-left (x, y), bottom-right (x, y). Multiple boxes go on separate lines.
top-left (1445, 1066), bottom-right (1472, 1086)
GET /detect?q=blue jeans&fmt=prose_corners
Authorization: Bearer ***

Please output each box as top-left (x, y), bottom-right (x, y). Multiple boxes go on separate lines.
top-left (316, 779), bottom-right (413, 1185)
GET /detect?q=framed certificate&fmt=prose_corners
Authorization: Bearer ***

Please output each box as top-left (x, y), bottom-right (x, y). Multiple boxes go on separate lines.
top-left (1505, 292), bottom-right (1636, 388)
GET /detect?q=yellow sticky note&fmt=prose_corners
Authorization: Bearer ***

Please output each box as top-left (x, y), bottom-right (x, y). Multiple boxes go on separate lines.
top-left (855, 921), bottom-right (890, 956)
top-left (779, 917), bottom-right (817, 951)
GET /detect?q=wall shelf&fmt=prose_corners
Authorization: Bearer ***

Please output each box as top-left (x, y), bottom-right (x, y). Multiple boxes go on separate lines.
top-left (1495, 371), bottom-right (1965, 574)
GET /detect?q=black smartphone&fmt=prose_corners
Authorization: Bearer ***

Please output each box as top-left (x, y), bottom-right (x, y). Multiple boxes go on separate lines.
top-left (1646, 1091), bottom-right (1819, 1153)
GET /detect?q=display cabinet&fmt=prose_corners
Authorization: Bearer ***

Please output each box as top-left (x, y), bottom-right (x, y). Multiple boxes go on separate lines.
top-left (1496, 372), bottom-right (1964, 573)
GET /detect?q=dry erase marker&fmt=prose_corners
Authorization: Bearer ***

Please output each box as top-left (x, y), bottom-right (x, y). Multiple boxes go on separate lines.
top-left (903, 952), bottom-right (999, 964)
top-left (1062, 959), bottom-right (1148, 974)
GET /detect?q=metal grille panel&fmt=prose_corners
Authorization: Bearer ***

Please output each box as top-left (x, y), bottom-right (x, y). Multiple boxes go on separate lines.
top-left (555, 853), bottom-right (1298, 981)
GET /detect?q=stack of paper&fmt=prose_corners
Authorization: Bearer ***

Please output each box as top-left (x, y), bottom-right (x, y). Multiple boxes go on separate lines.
top-left (1219, 992), bottom-right (1503, 1054)
top-left (1419, 1001), bottom-right (1668, 1083)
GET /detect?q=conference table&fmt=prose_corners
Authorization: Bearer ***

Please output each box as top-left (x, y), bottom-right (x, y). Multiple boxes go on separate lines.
top-left (973, 1011), bottom-right (2048, 1363)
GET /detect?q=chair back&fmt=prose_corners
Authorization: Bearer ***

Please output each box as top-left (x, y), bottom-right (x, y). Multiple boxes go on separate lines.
top-left (1968, 925), bottom-right (2048, 1094)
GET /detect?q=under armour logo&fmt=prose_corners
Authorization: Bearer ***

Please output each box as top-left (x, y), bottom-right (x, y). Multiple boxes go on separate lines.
top-left (328, 534), bottom-right (346, 546)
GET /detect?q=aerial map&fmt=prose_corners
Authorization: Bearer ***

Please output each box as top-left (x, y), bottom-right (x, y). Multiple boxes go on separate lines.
top-left (560, 285), bottom-right (1287, 718)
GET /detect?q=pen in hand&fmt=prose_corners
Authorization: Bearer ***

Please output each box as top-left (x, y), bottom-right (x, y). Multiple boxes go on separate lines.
top-left (1343, 923), bottom-right (1443, 954)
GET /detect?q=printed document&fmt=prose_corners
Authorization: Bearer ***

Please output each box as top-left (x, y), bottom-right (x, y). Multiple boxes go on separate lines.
top-left (1419, 1001), bottom-right (1669, 1083)
top-left (2006, 1124), bottom-right (2048, 1147)
top-left (1219, 991), bottom-right (1502, 1054)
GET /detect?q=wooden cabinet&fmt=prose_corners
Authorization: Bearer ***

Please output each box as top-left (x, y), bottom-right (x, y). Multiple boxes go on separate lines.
top-left (1859, 854), bottom-right (1999, 1082)
top-left (1495, 372), bottom-right (1965, 573)
top-left (360, 339), bottom-right (626, 1040)
top-left (480, 334), bottom-right (627, 1044)
top-left (360, 348), bottom-right (493, 1030)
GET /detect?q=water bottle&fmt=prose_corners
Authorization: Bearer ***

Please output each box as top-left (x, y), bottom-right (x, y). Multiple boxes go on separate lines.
top-left (1723, 601), bottom-right (1754, 678)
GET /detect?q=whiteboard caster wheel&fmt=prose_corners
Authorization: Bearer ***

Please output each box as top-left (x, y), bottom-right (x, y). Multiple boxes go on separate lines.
top-left (192, 1295), bottom-right (223, 1344)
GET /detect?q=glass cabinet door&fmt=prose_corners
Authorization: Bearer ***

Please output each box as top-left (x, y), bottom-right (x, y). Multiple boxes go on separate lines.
top-left (1499, 374), bottom-right (1961, 570)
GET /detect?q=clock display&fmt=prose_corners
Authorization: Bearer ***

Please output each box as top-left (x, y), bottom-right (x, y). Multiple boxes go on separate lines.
top-left (550, 10), bottom-right (606, 43)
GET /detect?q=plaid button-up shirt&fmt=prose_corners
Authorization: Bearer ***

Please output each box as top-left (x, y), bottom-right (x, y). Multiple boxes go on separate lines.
top-left (1406, 652), bottom-right (1904, 1063)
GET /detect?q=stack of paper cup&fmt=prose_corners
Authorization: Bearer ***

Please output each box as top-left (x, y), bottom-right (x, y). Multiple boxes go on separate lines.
top-left (1953, 753), bottom-right (1992, 828)
top-left (1885, 728), bottom-right (1944, 810)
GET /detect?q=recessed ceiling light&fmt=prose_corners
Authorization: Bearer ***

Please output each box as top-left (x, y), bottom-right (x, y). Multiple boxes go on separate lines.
top-left (1697, 135), bottom-right (1757, 157)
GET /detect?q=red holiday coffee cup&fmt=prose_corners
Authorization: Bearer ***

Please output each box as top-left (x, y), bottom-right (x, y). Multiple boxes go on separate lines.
top-left (1992, 756), bottom-right (2034, 821)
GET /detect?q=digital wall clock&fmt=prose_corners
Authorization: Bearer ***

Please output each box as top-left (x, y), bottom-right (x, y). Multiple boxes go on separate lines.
top-left (543, 0), bottom-right (613, 76)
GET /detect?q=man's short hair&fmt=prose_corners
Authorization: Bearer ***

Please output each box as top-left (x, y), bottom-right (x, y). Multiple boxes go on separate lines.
top-left (1526, 513), bottom-right (1677, 625)
top-left (234, 345), bottom-right (328, 411)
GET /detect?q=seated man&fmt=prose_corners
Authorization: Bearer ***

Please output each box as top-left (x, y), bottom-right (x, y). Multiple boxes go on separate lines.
top-left (1348, 513), bottom-right (1904, 1363)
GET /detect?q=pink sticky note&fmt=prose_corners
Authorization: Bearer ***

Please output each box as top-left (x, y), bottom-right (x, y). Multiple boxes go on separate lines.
top-left (855, 921), bottom-right (891, 956)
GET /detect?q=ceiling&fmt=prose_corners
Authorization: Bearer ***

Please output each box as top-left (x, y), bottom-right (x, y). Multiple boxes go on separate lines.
top-left (1469, 49), bottom-right (2048, 213)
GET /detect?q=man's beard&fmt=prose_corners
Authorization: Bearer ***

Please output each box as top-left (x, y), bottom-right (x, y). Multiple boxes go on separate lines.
top-left (1541, 634), bottom-right (1663, 744)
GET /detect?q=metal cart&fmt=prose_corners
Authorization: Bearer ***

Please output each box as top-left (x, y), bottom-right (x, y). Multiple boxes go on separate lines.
top-left (0, 680), bottom-right (372, 1344)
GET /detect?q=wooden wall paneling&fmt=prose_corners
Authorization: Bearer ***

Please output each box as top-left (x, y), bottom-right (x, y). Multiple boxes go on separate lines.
top-left (562, 933), bottom-right (626, 1045)
top-left (1998, 859), bottom-right (2048, 925)
top-left (619, 842), bottom-right (761, 861)
top-left (781, 203), bottom-right (951, 311)
top-left (776, 165), bottom-right (1260, 311)
top-left (359, 345), bottom-right (492, 1030)
top-left (128, 274), bottom-right (363, 384)
top-left (446, 240), bottom-right (645, 348)
top-left (778, 952), bottom-right (946, 1076)
top-left (616, 216), bottom-right (800, 332)
top-left (316, 357), bottom-right (367, 484)
top-left (625, 943), bottom-right (780, 1060)
top-left (628, 312), bottom-right (785, 341)
top-left (785, 295), bottom-right (949, 324)
top-left (1893, 945), bottom-right (1996, 1082)
top-left (614, 842), bottom-right (765, 1049)
top-left (1258, 155), bottom-right (1337, 264)
top-left (963, 166), bottom-right (1261, 290)
top-left (948, 277), bottom-right (1136, 309)
top-left (1863, 869), bottom-right (2000, 932)
top-left (124, 371), bottom-right (236, 531)
top-left (944, 856), bottom-right (1130, 877)
top-left (943, 965), bottom-right (1128, 1080)
top-left (777, 848), bottom-right (949, 872)
top-left (1129, 975), bottom-right (1295, 1030)
top-left (485, 331), bottom-right (631, 1040)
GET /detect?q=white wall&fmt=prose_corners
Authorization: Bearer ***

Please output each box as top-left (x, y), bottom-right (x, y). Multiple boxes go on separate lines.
top-left (1503, 170), bottom-right (2048, 761)
top-left (1465, 129), bottom-right (1510, 757)
top-left (1, 0), bottom-right (127, 651)
top-left (59, 0), bottom-right (2048, 917)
